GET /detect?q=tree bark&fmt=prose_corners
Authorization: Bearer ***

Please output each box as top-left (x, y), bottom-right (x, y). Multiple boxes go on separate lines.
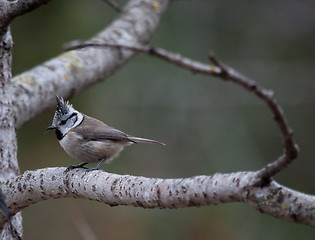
top-left (0, 28), bottom-right (23, 240)
top-left (1, 168), bottom-right (315, 227)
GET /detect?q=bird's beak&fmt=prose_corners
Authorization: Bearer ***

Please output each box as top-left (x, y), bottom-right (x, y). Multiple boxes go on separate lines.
top-left (46, 125), bottom-right (56, 131)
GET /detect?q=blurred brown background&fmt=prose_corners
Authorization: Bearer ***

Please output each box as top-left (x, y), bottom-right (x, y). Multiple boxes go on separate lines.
top-left (12, 0), bottom-right (315, 239)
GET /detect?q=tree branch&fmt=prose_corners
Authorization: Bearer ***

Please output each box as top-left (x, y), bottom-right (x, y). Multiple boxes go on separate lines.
top-left (63, 41), bottom-right (299, 184)
top-left (1, 168), bottom-right (314, 228)
top-left (0, 0), bottom-right (53, 36)
top-left (0, 26), bottom-right (23, 240)
top-left (101, 0), bottom-right (122, 12)
top-left (8, 0), bottom-right (170, 129)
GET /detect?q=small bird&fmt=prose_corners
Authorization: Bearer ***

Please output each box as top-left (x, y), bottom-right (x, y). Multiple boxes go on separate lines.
top-left (47, 96), bottom-right (165, 171)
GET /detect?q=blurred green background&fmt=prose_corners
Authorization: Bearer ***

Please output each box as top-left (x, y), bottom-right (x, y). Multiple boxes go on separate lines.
top-left (11, 0), bottom-right (315, 239)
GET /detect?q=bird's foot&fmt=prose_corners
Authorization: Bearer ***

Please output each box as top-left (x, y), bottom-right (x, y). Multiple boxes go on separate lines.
top-left (64, 163), bottom-right (88, 173)
top-left (84, 158), bottom-right (106, 172)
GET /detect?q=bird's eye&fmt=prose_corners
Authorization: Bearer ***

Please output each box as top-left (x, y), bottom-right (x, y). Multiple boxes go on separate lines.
top-left (60, 113), bottom-right (77, 126)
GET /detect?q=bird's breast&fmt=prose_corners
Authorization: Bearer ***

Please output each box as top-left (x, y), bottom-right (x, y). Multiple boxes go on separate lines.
top-left (59, 131), bottom-right (127, 163)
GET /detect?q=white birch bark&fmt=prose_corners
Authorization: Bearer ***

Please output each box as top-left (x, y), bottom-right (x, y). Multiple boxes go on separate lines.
top-left (1, 168), bottom-right (314, 228)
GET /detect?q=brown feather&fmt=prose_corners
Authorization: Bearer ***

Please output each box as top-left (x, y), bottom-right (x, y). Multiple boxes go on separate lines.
top-left (74, 115), bottom-right (133, 143)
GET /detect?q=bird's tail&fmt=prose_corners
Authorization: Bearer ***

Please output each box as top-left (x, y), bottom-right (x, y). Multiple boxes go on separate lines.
top-left (128, 136), bottom-right (166, 146)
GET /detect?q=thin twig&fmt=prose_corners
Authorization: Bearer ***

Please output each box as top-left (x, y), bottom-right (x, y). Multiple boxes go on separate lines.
top-left (63, 40), bottom-right (299, 185)
top-left (101, 0), bottom-right (122, 12)
top-left (207, 54), bottom-right (299, 185)
top-left (63, 41), bottom-right (222, 75)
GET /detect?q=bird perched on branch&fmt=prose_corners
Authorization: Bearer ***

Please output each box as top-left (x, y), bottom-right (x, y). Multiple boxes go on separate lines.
top-left (47, 96), bottom-right (165, 171)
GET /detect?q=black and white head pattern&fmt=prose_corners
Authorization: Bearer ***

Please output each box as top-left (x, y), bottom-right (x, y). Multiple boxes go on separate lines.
top-left (52, 96), bottom-right (84, 139)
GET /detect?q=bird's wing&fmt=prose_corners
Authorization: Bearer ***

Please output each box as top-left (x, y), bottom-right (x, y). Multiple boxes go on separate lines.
top-left (73, 115), bottom-right (135, 143)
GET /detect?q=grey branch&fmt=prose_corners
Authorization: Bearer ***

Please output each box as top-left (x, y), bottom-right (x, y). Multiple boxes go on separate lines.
top-left (8, 0), bottom-right (170, 129)
top-left (63, 41), bottom-right (299, 184)
top-left (0, 21), bottom-right (23, 240)
top-left (1, 168), bottom-right (314, 228)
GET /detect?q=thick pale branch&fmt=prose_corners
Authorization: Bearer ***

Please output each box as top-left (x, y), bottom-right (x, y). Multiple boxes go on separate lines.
top-left (65, 42), bottom-right (299, 183)
top-left (1, 168), bottom-right (314, 228)
top-left (9, 0), bottom-right (170, 128)
top-left (0, 26), bottom-right (23, 240)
